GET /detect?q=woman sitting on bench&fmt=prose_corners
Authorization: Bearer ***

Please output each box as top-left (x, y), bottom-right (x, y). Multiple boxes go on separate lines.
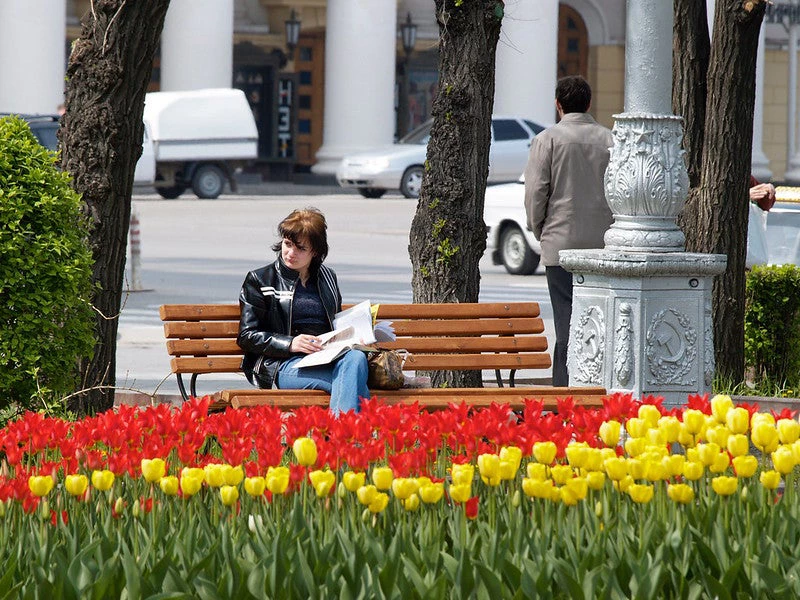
top-left (237, 208), bottom-right (370, 414)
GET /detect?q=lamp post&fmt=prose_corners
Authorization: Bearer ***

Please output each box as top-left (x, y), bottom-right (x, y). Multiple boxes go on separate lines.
top-left (285, 9), bottom-right (301, 61)
top-left (767, 1), bottom-right (800, 182)
top-left (397, 12), bottom-right (417, 138)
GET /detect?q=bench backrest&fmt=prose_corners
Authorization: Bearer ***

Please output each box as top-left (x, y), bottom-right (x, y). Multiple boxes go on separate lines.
top-left (159, 302), bottom-right (551, 376)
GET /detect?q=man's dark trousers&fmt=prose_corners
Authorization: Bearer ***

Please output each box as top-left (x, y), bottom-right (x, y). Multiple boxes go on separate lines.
top-left (545, 265), bottom-right (573, 387)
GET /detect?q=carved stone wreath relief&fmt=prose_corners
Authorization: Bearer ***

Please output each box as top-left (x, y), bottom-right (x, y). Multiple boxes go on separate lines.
top-left (572, 306), bottom-right (605, 385)
top-left (614, 303), bottom-right (634, 386)
top-left (645, 308), bottom-right (697, 386)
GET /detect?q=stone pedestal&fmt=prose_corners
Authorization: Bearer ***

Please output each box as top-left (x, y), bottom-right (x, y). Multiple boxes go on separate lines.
top-left (561, 250), bottom-right (726, 408)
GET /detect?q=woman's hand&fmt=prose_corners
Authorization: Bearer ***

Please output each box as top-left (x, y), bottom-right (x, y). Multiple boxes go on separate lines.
top-left (750, 182), bottom-right (776, 211)
top-left (291, 334), bottom-right (323, 354)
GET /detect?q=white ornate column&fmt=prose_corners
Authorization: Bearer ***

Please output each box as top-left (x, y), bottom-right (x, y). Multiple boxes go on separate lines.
top-left (160, 0), bottom-right (233, 91)
top-left (785, 15), bottom-right (800, 183)
top-left (0, 0), bottom-right (66, 113)
top-left (494, 0), bottom-right (558, 126)
top-left (751, 28), bottom-right (773, 181)
top-left (312, 0), bottom-right (396, 175)
top-left (560, 0), bottom-right (727, 408)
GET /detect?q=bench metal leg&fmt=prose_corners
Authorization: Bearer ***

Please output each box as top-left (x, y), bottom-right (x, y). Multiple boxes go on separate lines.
top-left (176, 374), bottom-right (190, 402)
top-left (495, 369), bottom-right (504, 388)
top-left (494, 369), bottom-right (517, 388)
top-left (190, 373), bottom-right (200, 399)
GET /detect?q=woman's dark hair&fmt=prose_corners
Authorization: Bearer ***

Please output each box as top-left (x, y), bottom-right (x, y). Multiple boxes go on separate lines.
top-left (556, 75), bottom-right (592, 114)
top-left (272, 208), bottom-right (329, 273)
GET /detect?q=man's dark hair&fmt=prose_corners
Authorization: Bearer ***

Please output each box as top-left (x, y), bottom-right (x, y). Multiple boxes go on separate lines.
top-left (556, 76), bottom-right (592, 114)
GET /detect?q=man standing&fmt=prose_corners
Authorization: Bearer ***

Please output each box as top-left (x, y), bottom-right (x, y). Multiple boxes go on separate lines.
top-left (524, 75), bottom-right (613, 387)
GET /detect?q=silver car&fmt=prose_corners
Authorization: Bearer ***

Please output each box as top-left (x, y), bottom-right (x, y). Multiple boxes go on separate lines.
top-left (336, 116), bottom-right (544, 199)
top-left (484, 176), bottom-right (542, 275)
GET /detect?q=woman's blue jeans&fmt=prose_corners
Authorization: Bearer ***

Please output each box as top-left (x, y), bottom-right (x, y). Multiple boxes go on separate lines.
top-left (276, 349), bottom-right (370, 415)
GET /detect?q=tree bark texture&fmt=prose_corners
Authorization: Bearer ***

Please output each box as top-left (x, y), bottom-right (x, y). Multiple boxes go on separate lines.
top-left (60, 0), bottom-right (170, 413)
top-left (408, 0), bottom-right (503, 388)
top-left (695, 0), bottom-right (765, 381)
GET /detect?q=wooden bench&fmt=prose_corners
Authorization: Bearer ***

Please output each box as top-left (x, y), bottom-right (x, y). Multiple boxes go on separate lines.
top-left (159, 302), bottom-right (607, 411)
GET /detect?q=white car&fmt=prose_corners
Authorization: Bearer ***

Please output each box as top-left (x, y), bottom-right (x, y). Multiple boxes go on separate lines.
top-left (484, 176), bottom-right (542, 275)
top-left (336, 116), bottom-right (544, 199)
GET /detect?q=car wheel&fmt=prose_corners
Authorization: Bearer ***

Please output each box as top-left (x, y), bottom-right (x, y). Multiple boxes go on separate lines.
top-left (500, 225), bottom-right (540, 275)
top-left (192, 164), bottom-right (226, 199)
top-left (400, 166), bottom-right (424, 199)
top-left (358, 187), bottom-right (386, 199)
top-left (155, 185), bottom-right (186, 200)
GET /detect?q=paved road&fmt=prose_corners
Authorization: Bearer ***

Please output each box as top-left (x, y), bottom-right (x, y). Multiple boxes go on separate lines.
top-left (117, 191), bottom-right (554, 398)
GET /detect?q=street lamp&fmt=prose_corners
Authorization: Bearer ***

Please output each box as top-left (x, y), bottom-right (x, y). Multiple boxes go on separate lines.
top-left (398, 13), bottom-right (418, 138)
top-left (285, 9), bottom-right (301, 61)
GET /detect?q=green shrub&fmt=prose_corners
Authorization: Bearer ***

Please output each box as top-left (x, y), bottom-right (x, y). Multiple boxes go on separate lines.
top-left (0, 116), bottom-right (95, 409)
top-left (744, 264), bottom-right (800, 388)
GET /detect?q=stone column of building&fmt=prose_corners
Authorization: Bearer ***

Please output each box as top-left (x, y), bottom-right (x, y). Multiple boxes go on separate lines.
top-left (784, 20), bottom-right (800, 183)
top-left (751, 28), bottom-right (773, 181)
top-left (312, 0), bottom-right (397, 175)
top-left (494, 0), bottom-right (558, 126)
top-left (560, 0), bottom-right (727, 408)
top-left (160, 0), bottom-right (234, 91)
top-left (0, 0), bottom-right (66, 114)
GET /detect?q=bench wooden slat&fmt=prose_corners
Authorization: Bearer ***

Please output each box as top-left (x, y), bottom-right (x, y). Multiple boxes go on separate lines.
top-left (170, 353), bottom-right (551, 374)
top-left (163, 318), bottom-right (544, 340)
top-left (165, 336), bottom-right (550, 357)
top-left (159, 302), bottom-right (541, 322)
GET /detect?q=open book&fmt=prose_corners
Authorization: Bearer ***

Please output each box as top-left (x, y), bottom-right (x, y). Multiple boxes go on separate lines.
top-left (294, 300), bottom-right (396, 368)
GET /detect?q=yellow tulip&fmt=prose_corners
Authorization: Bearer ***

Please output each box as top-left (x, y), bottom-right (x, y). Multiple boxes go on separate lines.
top-left (604, 457), bottom-right (628, 481)
top-left (477, 454), bottom-right (502, 486)
top-left (628, 483), bottom-right (654, 504)
top-left (65, 474), bottom-right (89, 497)
top-left (793, 440), bottom-right (800, 464)
top-left (662, 454), bottom-right (685, 478)
top-left (499, 446), bottom-right (522, 471)
top-left (181, 467), bottom-right (204, 481)
top-left (222, 464), bottom-right (244, 486)
top-left (369, 492), bottom-right (390, 514)
top-left (418, 482), bottom-right (444, 504)
top-left (645, 428), bottom-right (666, 448)
top-left (683, 409), bottom-right (705, 435)
top-left (549, 486), bottom-right (562, 502)
top-left (449, 483), bottom-right (472, 503)
top-left (760, 470), bottom-right (782, 490)
top-left (391, 477), bottom-right (420, 500)
top-left (292, 437), bottom-right (318, 467)
top-left (560, 486), bottom-right (580, 506)
top-left (658, 416), bottom-right (681, 443)
top-left (706, 425), bottom-right (730, 449)
top-left (91, 470), bottom-right (115, 492)
top-left (772, 446), bottom-right (796, 475)
top-left (626, 417), bottom-right (648, 439)
top-left (219, 485), bottom-right (239, 506)
top-left (682, 460), bottom-right (704, 481)
top-left (28, 475), bottom-right (55, 498)
top-left (522, 478), bottom-right (554, 499)
top-left (499, 460), bottom-right (517, 481)
top-left (204, 463), bottom-right (225, 488)
top-left (586, 471), bottom-right (606, 490)
top-left (645, 460), bottom-right (669, 482)
top-left (357, 485), bottom-right (378, 506)
top-left (180, 473), bottom-right (203, 496)
top-left (638, 404), bottom-right (662, 429)
top-left (727, 433), bottom-right (750, 457)
top-left (667, 483), bottom-right (695, 504)
top-left (726, 407), bottom-right (750, 434)
top-left (583, 449), bottom-right (604, 472)
top-left (627, 458), bottom-right (646, 480)
top-left (266, 466), bottom-right (290, 495)
top-left (244, 476), bottom-right (267, 497)
top-left (677, 423), bottom-right (695, 447)
top-left (565, 476), bottom-right (588, 500)
top-left (141, 458), bottom-right (166, 483)
top-left (565, 443), bottom-right (590, 469)
top-left (599, 420), bottom-right (621, 447)
top-left (685, 447), bottom-right (700, 463)
top-left (778, 419), bottom-right (800, 445)
top-left (710, 394), bottom-right (733, 423)
top-left (615, 475), bottom-right (634, 494)
top-left (711, 476), bottom-right (738, 496)
top-left (343, 471), bottom-right (366, 492)
top-left (752, 422), bottom-right (779, 453)
top-left (733, 455), bottom-right (758, 478)
top-left (309, 469), bottom-right (336, 497)
top-left (372, 466), bottom-right (394, 490)
top-left (697, 443), bottom-right (721, 467)
top-left (709, 452), bottom-right (731, 474)
top-left (159, 475), bottom-right (179, 496)
top-left (527, 462), bottom-right (548, 481)
top-left (752, 412), bottom-right (776, 428)
top-left (532, 441), bottom-right (557, 465)
top-left (550, 464), bottom-right (574, 485)
top-left (403, 493), bottom-right (420, 512)
top-left (450, 463), bottom-right (474, 487)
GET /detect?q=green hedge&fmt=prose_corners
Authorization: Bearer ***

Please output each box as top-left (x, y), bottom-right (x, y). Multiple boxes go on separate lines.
top-left (0, 116), bottom-right (95, 409)
top-left (745, 264), bottom-right (800, 388)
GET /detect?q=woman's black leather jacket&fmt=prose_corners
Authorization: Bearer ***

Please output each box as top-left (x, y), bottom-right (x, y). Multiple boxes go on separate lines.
top-left (237, 257), bottom-right (342, 388)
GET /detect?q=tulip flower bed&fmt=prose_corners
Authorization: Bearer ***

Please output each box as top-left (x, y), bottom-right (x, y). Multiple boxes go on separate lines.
top-left (3, 394), bottom-right (800, 597)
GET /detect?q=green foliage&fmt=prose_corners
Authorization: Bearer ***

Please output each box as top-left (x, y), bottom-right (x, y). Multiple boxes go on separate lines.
top-left (744, 265), bottom-right (800, 388)
top-left (432, 218), bottom-right (447, 238)
top-left (0, 116), bottom-right (95, 410)
top-left (436, 238), bottom-right (460, 265)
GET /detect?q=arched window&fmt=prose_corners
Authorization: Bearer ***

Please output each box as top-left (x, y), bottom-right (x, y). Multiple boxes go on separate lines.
top-left (558, 4), bottom-right (588, 78)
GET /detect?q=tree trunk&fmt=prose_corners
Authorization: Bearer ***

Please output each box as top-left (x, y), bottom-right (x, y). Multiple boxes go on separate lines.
top-left (695, 0), bottom-right (765, 381)
top-left (408, 0), bottom-right (503, 388)
top-left (60, 1), bottom-right (170, 414)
